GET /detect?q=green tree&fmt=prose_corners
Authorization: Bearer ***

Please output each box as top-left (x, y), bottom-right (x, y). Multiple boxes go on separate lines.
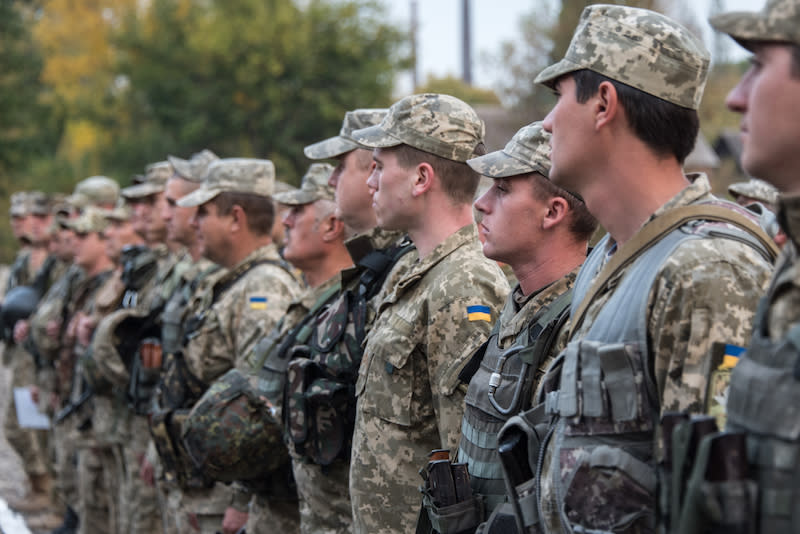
top-left (110, 0), bottom-right (407, 183)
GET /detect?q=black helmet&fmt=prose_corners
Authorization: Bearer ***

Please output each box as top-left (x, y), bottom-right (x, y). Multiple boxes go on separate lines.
top-left (1, 285), bottom-right (40, 340)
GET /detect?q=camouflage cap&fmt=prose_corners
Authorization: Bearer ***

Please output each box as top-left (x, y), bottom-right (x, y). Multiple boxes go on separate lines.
top-left (728, 178), bottom-right (779, 206)
top-left (28, 191), bottom-right (51, 216)
top-left (304, 108), bottom-right (389, 160)
top-left (66, 176), bottom-right (120, 209)
top-left (352, 93), bottom-right (485, 162)
top-left (63, 206), bottom-right (109, 234)
top-left (535, 4), bottom-right (710, 110)
top-left (122, 161), bottom-right (171, 199)
top-left (710, 0), bottom-right (800, 50)
top-left (273, 163), bottom-right (336, 205)
top-left (10, 192), bottom-right (28, 217)
top-left (103, 199), bottom-right (133, 222)
top-left (177, 157), bottom-right (275, 207)
top-left (168, 149), bottom-right (219, 183)
top-left (467, 122), bottom-right (551, 179)
top-left (274, 180), bottom-right (296, 195)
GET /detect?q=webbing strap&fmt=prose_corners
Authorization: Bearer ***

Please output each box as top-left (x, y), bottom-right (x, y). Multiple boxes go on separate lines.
top-left (570, 204), bottom-right (779, 337)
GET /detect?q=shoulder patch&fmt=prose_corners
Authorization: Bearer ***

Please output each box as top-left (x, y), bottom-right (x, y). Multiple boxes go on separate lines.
top-left (467, 305), bottom-right (491, 322)
top-left (249, 296), bottom-right (268, 310)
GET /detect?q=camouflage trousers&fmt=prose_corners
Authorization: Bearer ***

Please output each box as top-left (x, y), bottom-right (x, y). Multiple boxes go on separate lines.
top-left (52, 418), bottom-right (79, 510)
top-left (76, 442), bottom-right (119, 534)
top-left (161, 482), bottom-right (230, 534)
top-left (4, 343), bottom-right (50, 478)
top-left (245, 492), bottom-right (300, 534)
top-left (119, 417), bottom-right (162, 534)
top-left (293, 458), bottom-right (352, 534)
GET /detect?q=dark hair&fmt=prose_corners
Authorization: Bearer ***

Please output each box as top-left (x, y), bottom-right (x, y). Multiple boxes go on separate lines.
top-left (213, 192), bottom-right (275, 236)
top-left (391, 143), bottom-right (485, 204)
top-left (529, 172), bottom-right (598, 243)
top-left (572, 69), bottom-right (699, 163)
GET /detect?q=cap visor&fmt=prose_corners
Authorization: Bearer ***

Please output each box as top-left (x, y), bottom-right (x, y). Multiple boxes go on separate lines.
top-left (709, 12), bottom-right (770, 49)
top-left (351, 125), bottom-right (403, 150)
top-left (273, 190), bottom-right (316, 205)
top-left (534, 58), bottom-right (583, 88)
top-left (467, 152), bottom-right (536, 178)
top-left (121, 183), bottom-right (164, 199)
top-left (304, 136), bottom-right (360, 160)
top-left (176, 187), bottom-right (219, 208)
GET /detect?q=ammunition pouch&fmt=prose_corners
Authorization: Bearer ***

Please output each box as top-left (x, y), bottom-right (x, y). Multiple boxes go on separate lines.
top-left (149, 409), bottom-right (213, 490)
top-left (496, 405), bottom-right (546, 534)
top-left (420, 492), bottom-right (484, 534)
top-left (284, 355), bottom-right (355, 466)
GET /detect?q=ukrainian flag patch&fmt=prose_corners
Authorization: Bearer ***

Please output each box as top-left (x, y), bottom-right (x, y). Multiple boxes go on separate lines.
top-left (249, 296), bottom-right (268, 310)
top-left (467, 305), bottom-right (491, 322)
top-left (719, 344), bottom-right (745, 369)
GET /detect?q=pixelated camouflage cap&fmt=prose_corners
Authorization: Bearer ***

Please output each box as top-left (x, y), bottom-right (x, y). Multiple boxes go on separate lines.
top-left (467, 122), bottom-right (551, 179)
top-left (103, 199), bottom-right (132, 222)
top-left (710, 0), bottom-right (800, 50)
top-left (304, 109), bottom-right (389, 159)
top-left (28, 191), bottom-right (51, 216)
top-left (168, 149), bottom-right (219, 183)
top-left (728, 178), bottom-right (779, 206)
top-left (352, 93), bottom-right (485, 162)
top-left (66, 176), bottom-right (120, 209)
top-left (63, 206), bottom-right (109, 234)
top-left (177, 157), bottom-right (275, 207)
top-left (273, 163), bottom-right (336, 205)
top-left (535, 4), bottom-right (710, 110)
top-left (10, 192), bottom-right (29, 217)
top-left (122, 161), bottom-right (171, 199)
top-left (274, 180), bottom-right (295, 195)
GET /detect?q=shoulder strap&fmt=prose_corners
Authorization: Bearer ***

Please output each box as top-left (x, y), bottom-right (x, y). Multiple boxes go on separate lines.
top-left (521, 287), bottom-right (573, 367)
top-left (357, 240), bottom-right (415, 301)
top-left (570, 204), bottom-right (780, 336)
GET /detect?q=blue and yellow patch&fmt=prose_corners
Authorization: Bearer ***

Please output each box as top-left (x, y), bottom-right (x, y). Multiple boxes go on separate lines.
top-left (719, 344), bottom-right (745, 370)
top-left (249, 296), bottom-right (268, 310)
top-left (467, 305), bottom-right (491, 322)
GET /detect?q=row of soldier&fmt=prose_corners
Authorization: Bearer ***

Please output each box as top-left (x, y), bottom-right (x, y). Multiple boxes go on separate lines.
top-left (1, 1), bottom-right (797, 534)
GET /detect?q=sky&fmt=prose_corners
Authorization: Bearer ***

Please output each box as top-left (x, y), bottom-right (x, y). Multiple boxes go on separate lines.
top-left (385, 0), bottom-right (766, 95)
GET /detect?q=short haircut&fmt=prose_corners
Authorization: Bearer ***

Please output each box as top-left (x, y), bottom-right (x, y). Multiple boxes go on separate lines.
top-left (529, 172), bottom-right (598, 243)
top-left (392, 143), bottom-right (487, 205)
top-left (213, 192), bottom-right (275, 236)
top-left (572, 69), bottom-right (699, 164)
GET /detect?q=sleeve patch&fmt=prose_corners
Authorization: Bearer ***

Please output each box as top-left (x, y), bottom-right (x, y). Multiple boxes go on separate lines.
top-left (249, 296), bottom-right (268, 310)
top-left (467, 305), bottom-right (491, 322)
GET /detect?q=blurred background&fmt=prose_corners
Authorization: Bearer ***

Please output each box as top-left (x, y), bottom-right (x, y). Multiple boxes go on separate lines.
top-left (0, 0), bottom-right (762, 261)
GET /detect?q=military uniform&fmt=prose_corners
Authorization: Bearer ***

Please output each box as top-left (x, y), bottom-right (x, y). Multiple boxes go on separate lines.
top-left (350, 224), bottom-right (508, 532)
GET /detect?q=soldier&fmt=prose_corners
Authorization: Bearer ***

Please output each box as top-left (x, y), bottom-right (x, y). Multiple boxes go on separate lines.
top-left (417, 123), bottom-right (597, 533)
top-left (58, 208), bottom-right (117, 534)
top-left (504, 6), bottom-right (776, 534)
top-left (233, 163), bottom-right (353, 534)
top-left (152, 158), bottom-right (303, 533)
top-left (698, 2), bottom-right (800, 532)
top-left (345, 93), bottom-right (509, 533)
top-left (4, 192), bottom-right (63, 527)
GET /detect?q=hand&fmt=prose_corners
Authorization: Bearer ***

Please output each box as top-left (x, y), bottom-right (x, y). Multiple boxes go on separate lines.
top-left (13, 320), bottom-right (30, 343)
top-left (30, 385), bottom-right (39, 404)
top-left (46, 319), bottom-right (62, 340)
top-left (222, 507), bottom-right (248, 534)
top-left (139, 457), bottom-right (155, 487)
top-left (76, 315), bottom-right (96, 347)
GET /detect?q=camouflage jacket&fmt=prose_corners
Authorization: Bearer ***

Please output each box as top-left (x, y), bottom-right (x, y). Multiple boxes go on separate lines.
top-left (350, 223), bottom-right (509, 534)
top-left (764, 193), bottom-right (800, 340)
top-left (537, 174), bottom-right (774, 534)
top-left (29, 264), bottom-right (86, 364)
top-left (184, 244), bottom-right (303, 384)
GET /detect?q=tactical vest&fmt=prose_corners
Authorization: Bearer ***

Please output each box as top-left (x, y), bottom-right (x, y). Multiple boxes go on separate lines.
top-left (723, 259), bottom-right (800, 533)
top-left (497, 210), bottom-right (776, 534)
top-left (454, 289), bottom-right (572, 524)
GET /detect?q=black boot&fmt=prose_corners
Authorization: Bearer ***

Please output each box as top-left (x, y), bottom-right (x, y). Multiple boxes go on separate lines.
top-left (50, 506), bottom-right (78, 534)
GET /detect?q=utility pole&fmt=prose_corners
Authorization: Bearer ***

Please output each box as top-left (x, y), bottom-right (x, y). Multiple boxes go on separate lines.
top-left (411, 0), bottom-right (419, 90)
top-left (462, 0), bottom-right (472, 85)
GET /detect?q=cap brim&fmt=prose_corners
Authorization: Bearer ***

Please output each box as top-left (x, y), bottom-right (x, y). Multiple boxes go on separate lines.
top-left (709, 12), bottom-right (774, 50)
top-left (351, 124), bottom-right (403, 150)
top-left (304, 136), bottom-right (361, 160)
top-left (534, 57), bottom-right (584, 88)
top-left (273, 190), bottom-right (316, 205)
top-left (176, 187), bottom-right (220, 208)
top-left (121, 182), bottom-right (165, 199)
top-left (467, 151), bottom-right (539, 178)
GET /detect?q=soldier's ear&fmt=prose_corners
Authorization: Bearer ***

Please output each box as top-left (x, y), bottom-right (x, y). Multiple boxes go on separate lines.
top-left (412, 162), bottom-right (434, 197)
top-left (594, 81), bottom-right (619, 131)
top-left (322, 216), bottom-right (346, 243)
top-left (229, 204), bottom-right (246, 233)
top-left (542, 197), bottom-right (569, 230)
